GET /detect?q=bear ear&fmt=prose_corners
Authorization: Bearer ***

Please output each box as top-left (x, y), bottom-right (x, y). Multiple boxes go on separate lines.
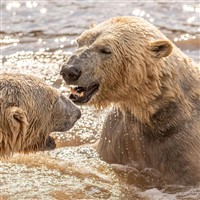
top-left (148, 40), bottom-right (173, 58)
top-left (89, 21), bottom-right (96, 29)
top-left (5, 107), bottom-right (28, 137)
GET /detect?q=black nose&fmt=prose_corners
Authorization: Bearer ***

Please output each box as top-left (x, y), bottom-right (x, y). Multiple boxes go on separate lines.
top-left (60, 65), bottom-right (81, 82)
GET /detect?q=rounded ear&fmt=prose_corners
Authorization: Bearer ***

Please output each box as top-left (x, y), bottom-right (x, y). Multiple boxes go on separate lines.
top-left (5, 107), bottom-right (28, 138)
top-left (89, 21), bottom-right (96, 29)
top-left (148, 40), bottom-right (173, 58)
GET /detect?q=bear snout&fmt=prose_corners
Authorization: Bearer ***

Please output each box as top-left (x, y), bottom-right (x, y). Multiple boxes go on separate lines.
top-left (61, 95), bottom-right (81, 120)
top-left (67, 107), bottom-right (81, 130)
top-left (62, 107), bottom-right (81, 132)
top-left (73, 107), bottom-right (81, 120)
top-left (60, 64), bottom-right (82, 82)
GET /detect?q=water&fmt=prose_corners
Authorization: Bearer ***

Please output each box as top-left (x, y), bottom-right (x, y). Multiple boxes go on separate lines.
top-left (0, 1), bottom-right (200, 199)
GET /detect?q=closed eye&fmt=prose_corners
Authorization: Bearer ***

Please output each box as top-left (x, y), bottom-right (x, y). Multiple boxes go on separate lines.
top-left (100, 47), bottom-right (112, 54)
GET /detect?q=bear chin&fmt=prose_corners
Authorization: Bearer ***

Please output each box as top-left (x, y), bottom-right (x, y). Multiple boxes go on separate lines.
top-left (41, 136), bottom-right (56, 151)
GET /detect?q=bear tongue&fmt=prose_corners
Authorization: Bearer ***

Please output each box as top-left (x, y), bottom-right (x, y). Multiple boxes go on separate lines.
top-left (69, 84), bottom-right (99, 104)
top-left (69, 86), bottom-right (87, 103)
top-left (70, 86), bottom-right (86, 97)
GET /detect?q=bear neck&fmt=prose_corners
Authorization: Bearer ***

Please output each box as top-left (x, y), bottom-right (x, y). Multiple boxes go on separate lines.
top-left (116, 50), bottom-right (199, 124)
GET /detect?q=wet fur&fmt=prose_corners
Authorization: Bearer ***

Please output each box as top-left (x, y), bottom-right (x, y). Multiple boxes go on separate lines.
top-left (62, 16), bottom-right (200, 185)
top-left (0, 73), bottom-right (80, 157)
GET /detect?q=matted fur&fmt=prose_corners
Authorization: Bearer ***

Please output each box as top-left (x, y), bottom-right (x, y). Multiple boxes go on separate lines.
top-left (61, 16), bottom-right (200, 185)
top-left (0, 73), bottom-right (80, 157)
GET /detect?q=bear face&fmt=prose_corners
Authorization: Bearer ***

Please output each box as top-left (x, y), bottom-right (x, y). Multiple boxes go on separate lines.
top-left (0, 73), bottom-right (81, 157)
top-left (60, 16), bottom-right (174, 116)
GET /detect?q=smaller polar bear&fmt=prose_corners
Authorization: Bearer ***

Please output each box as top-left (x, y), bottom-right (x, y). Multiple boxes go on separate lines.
top-left (60, 16), bottom-right (200, 185)
top-left (0, 73), bottom-right (81, 157)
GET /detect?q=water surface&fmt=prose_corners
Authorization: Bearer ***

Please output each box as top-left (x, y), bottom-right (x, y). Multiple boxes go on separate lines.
top-left (0, 1), bottom-right (200, 199)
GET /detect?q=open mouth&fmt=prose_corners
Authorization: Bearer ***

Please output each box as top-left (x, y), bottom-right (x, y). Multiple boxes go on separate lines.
top-left (69, 83), bottom-right (99, 104)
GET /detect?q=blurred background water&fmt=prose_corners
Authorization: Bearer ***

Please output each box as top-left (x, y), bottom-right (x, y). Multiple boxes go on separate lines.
top-left (0, 1), bottom-right (200, 200)
top-left (1, 0), bottom-right (200, 61)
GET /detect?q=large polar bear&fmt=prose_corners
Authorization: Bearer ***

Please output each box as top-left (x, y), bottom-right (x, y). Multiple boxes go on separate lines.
top-left (60, 16), bottom-right (200, 185)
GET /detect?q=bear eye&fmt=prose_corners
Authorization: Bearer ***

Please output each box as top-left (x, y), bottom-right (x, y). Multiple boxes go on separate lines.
top-left (100, 47), bottom-right (112, 54)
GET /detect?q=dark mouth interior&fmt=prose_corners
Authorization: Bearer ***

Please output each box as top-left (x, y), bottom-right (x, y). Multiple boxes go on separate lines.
top-left (69, 83), bottom-right (99, 104)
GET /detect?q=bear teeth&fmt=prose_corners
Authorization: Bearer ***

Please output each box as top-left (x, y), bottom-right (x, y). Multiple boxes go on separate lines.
top-left (70, 86), bottom-right (85, 97)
